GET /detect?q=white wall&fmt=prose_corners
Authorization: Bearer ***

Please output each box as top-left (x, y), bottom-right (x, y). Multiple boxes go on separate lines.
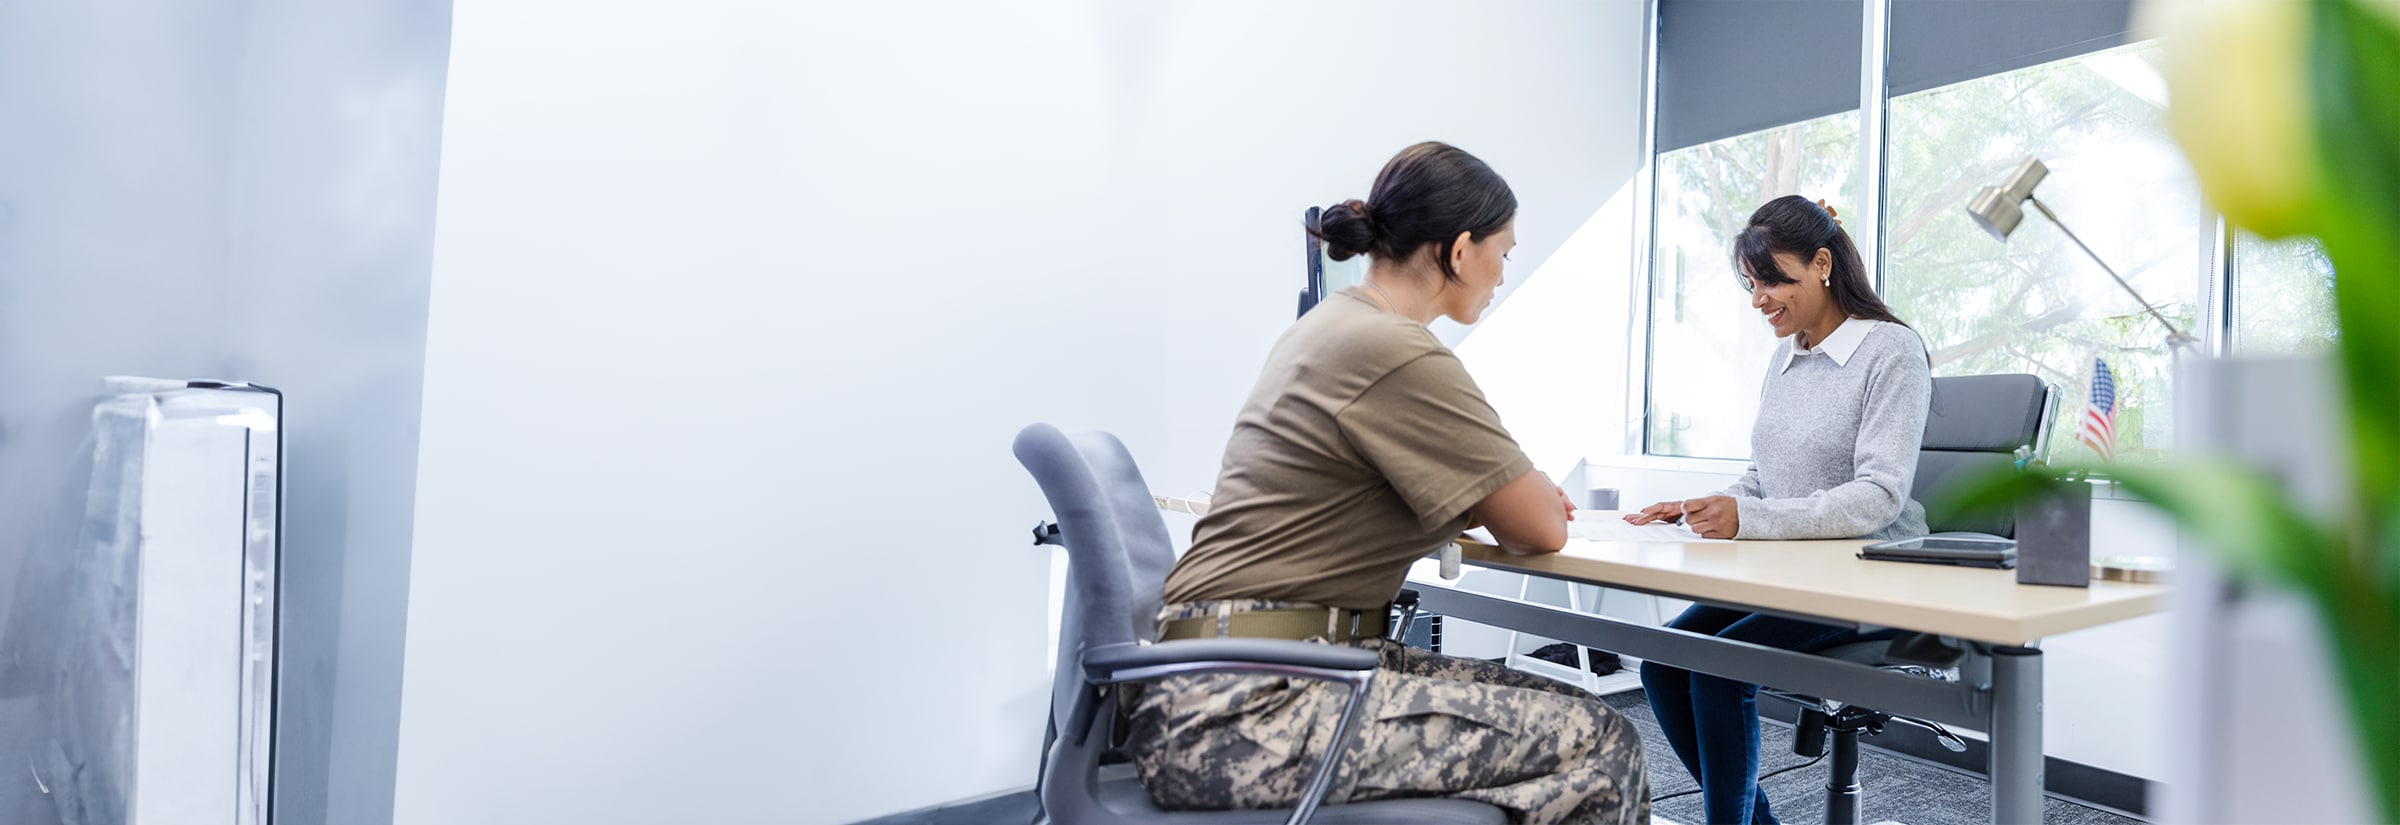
top-left (1136, 1), bottom-right (1651, 494)
top-left (395, 3), bottom-right (1649, 824)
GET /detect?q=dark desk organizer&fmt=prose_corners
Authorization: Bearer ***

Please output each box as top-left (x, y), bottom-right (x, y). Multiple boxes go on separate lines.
top-left (2015, 480), bottom-right (2092, 587)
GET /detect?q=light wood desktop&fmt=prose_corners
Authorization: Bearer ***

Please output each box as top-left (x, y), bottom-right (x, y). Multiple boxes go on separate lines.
top-left (1449, 530), bottom-right (2164, 645)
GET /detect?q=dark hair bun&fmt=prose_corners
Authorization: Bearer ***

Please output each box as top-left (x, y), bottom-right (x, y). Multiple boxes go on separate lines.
top-left (1306, 143), bottom-right (1516, 282)
top-left (1308, 198), bottom-right (1379, 261)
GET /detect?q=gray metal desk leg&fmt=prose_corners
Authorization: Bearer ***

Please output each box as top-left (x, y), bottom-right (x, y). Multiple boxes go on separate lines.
top-left (1990, 645), bottom-right (2044, 824)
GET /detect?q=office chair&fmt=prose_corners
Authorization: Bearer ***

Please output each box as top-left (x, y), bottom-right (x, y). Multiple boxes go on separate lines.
top-left (1766, 374), bottom-right (2057, 825)
top-left (1012, 423), bottom-right (1506, 825)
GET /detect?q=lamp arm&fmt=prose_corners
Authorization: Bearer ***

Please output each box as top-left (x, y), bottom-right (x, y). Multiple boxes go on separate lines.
top-left (2027, 197), bottom-right (2197, 348)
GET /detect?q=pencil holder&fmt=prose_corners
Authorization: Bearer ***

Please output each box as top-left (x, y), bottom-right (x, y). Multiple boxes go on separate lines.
top-left (2015, 481), bottom-right (2091, 587)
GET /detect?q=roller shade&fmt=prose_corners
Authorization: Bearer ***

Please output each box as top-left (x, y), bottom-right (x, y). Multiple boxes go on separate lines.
top-left (1658, 0), bottom-right (2135, 152)
top-left (1888, 0), bottom-right (2133, 97)
top-left (1657, 0), bottom-right (1862, 153)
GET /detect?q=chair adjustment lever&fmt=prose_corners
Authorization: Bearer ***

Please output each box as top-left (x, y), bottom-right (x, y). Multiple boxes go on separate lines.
top-left (1031, 521), bottom-right (1064, 546)
top-left (1885, 714), bottom-right (1971, 752)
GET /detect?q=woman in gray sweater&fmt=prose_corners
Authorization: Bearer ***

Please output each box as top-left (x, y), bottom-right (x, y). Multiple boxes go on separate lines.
top-left (1625, 195), bottom-right (1931, 824)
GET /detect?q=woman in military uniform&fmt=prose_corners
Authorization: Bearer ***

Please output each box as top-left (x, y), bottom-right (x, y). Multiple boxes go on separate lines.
top-left (1127, 142), bottom-right (1649, 825)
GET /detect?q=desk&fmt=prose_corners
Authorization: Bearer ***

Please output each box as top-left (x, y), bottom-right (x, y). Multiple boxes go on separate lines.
top-left (1410, 532), bottom-right (2165, 825)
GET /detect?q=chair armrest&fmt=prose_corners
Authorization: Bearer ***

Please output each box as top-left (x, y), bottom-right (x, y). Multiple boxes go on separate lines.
top-left (1075, 639), bottom-right (1384, 825)
top-left (1083, 639), bottom-right (1379, 683)
top-left (1062, 640), bottom-right (1380, 750)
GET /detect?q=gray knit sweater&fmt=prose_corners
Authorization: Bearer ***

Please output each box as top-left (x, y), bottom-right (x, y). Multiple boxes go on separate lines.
top-left (1715, 319), bottom-right (1931, 540)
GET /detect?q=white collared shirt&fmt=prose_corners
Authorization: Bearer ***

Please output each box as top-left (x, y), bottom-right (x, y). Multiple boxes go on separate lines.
top-left (1778, 317), bottom-right (1884, 373)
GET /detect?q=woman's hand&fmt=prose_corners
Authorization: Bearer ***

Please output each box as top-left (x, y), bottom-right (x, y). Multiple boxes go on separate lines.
top-left (1623, 501), bottom-right (1685, 525)
top-left (1681, 495), bottom-right (1740, 539)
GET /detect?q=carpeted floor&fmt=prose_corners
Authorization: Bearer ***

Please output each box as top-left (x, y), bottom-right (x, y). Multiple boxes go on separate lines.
top-left (855, 689), bottom-right (2147, 825)
top-left (1603, 691), bottom-right (2140, 825)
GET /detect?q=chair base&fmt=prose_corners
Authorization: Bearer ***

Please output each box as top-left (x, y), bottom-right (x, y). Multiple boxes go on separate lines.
top-left (1798, 704), bottom-right (1890, 825)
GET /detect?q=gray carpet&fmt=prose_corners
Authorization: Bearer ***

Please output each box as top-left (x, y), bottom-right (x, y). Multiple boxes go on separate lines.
top-left (1602, 691), bottom-right (2140, 825)
top-left (855, 690), bottom-right (2146, 825)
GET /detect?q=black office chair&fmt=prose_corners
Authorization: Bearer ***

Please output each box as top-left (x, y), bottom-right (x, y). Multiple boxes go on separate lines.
top-left (1012, 423), bottom-right (1506, 825)
top-left (1769, 374), bottom-right (2057, 825)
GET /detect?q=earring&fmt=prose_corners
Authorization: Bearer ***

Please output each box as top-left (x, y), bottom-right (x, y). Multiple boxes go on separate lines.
top-left (1822, 277), bottom-right (1831, 287)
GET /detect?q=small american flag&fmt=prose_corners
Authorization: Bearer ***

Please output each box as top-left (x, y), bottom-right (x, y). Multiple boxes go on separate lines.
top-left (2079, 357), bottom-right (2119, 461)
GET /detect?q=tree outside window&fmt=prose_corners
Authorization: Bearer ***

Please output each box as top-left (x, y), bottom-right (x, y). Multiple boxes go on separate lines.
top-left (1647, 113), bottom-right (1858, 459)
top-left (1643, 41), bottom-right (2337, 463)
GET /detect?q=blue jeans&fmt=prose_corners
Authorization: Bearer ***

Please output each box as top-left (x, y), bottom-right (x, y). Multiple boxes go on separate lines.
top-left (1640, 605), bottom-right (1891, 825)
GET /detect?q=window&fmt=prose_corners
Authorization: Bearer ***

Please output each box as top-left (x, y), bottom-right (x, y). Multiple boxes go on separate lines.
top-left (1883, 42), bottom-right (2199, 462)
top-left (1636, 4), bottom-right (2340, 466)
top-left (2231, 232), bottom-right (2340, 355)
top-left (1645, 113), bottom-right (1858, 458)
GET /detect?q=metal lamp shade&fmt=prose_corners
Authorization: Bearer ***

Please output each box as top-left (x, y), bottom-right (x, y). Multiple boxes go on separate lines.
top-left (1968, 185), bottom-right (2024, 240)
top-left (1965, 157), bottom-right (2051, 241)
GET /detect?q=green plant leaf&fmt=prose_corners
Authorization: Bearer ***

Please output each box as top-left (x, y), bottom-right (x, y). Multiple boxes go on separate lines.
top-left (2313, 1), bottom-right (2400, 515)
top-left (2385, 504), bottom-right (2400, 608)
top-left (1931, 460), bottom-right (2336, 590)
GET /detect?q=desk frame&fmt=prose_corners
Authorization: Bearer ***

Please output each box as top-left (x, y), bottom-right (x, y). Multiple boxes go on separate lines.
top-left (1415, 578), bottom-right (2045, 824)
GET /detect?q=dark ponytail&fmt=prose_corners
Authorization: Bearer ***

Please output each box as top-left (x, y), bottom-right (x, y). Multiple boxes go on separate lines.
top-left (1311, 198), bottom-right (1380, 262)
top-left (1306, 141), bottom-right (1517, 284)
top-left (1732, 195), bottom-right (1908, 328)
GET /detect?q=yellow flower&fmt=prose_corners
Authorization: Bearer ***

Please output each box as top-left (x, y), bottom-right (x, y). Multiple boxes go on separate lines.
top-left (2148, 0), bottom-right (2324, 238)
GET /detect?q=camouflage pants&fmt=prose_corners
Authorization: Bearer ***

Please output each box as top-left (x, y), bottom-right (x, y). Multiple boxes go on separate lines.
top-left (1126, 600), bottom-right (1648, 825)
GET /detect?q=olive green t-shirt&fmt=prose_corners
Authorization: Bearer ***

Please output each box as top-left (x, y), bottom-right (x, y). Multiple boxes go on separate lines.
top-left (1161, 286), bottom-right (1535, 611)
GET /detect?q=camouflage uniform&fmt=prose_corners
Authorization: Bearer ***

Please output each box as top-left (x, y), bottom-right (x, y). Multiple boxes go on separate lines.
top-left (1127, 599), bottom-right (1649, 825)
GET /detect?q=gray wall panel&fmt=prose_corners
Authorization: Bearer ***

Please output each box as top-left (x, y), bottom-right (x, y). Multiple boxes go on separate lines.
top-left (0, 3), bottom-right (452, 823)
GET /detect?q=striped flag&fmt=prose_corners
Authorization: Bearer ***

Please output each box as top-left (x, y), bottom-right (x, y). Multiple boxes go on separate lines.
top-left (2078, 357), bottom-right (2119, 461)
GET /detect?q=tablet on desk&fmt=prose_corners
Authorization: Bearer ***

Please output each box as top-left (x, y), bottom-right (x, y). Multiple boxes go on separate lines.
top-left (1859, 536), bottom-right (2018, 569)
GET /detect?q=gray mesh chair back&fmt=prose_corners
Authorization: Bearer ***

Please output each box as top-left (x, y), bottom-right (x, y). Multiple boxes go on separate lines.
top-left (1911, 374), bottom-right (2055, 537)
top-left (1012, 423), bottom-right (1505, 825)
top-left (1013, 423), bottom-right (1175, 728)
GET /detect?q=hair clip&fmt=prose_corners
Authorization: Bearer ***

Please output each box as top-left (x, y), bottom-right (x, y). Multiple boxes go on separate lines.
top-left (1816, 198), bottom-right (1843, 228)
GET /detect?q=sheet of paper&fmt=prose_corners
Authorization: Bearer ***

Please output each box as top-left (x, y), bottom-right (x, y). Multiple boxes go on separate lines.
top-left (1568, 515), bottom-right (1732, 544)
top-left (1461, 516), bottom-right (1732, 545)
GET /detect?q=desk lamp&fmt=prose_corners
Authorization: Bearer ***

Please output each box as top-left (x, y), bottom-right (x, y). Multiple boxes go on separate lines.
top-left (1966, 157), bottom-right (2199, 351)
top-left (1968, 157), bottom-right (2192, 587)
